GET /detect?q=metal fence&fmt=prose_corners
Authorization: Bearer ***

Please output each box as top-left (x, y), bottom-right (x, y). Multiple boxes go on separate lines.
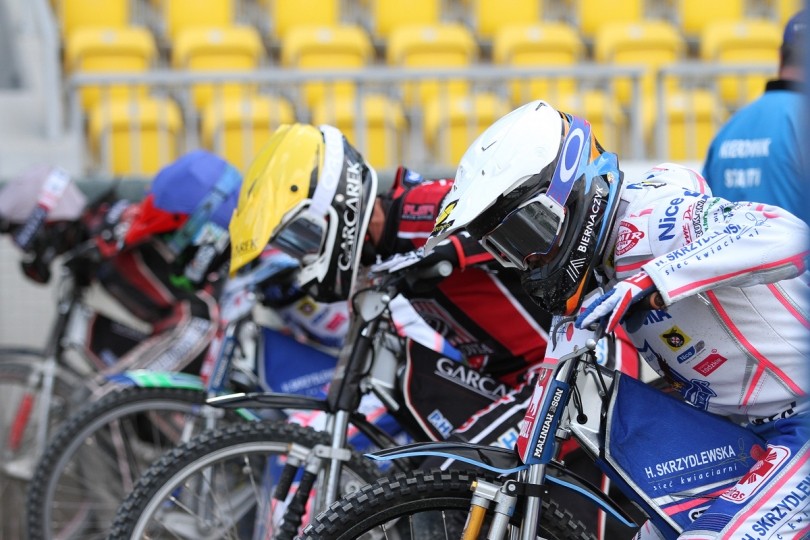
top-left (66, 62), bottom-right (776, 178)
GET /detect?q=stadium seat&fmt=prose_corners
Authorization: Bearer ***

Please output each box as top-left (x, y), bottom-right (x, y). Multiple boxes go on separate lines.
top-left (386, 23), bottom-right (478, 108)
top-left (700, 19), bottom-right (781, 109)
top-left (658, 89), bottom-right (722, 161)
top-left (172, 25), bottom-right (264, 109)
top-left (88, 97), bottom-right (182, 176)
top-left (554, 90), bottom-right (626, 157)
top-left (201, 95), bottom-right (296, 171)
top-left (776, 0), bottom-right (802, 25)
top-left (268, 0), bottom-right (339, 41)
top-left (369, 0), bottom-right (440, 40)
top-left (678, 0), bottom-right (744, 38)
top-left (576, 0), bottom-right (642, 39)
top-left (423, 92), bottom-right (510, 167)
top-left (492, 22), bottom-right (584, 106)
top-left (470, 0), bottom-right (541, 41)
top-left (65, 27), bottom-right (157, 111)
top-left (162, 0), bottom-right (234, 40)
top-left (594, 20), bottom-right (685, 106)
top-left (312, 94), bottom-right (407, 170)
top-left (58, 0), bottom-right (129, 38)
top-left (280, 24), bottom-right (374, 109)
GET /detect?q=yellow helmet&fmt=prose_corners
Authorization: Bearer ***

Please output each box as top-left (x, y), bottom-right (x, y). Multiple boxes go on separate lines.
top-left (229, 123), bottom-right (378, 302)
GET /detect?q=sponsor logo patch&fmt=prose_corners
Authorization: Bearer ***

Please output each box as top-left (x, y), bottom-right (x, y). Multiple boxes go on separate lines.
top-left (660, 325), bottom-right (690, 350)
top-left (722, 445), bottom-right (789, 503)
top-left (615, 221), bottom-right (645, 255)
top-left (676, 340), bottom-right (705, 363)
top-left (693, 352), bottom-right (727, 376)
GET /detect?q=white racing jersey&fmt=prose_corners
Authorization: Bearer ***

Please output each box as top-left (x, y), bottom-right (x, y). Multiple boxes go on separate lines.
top-left (605, 164), bottom-right (809, 423)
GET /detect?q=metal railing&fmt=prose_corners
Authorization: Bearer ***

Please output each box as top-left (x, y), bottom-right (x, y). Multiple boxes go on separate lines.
top-left (66, 64), bottom-right (645, 177)
top-left (655, 62), bottom-right (777, 161)
top-left (66, 62), bottom-right (778, 177)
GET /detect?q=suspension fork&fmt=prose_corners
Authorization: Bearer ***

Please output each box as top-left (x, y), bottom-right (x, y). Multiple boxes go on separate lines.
top-left (321, 409), bottom-right (350, 505)
top-left (462, 477), bottom-right (519, 540)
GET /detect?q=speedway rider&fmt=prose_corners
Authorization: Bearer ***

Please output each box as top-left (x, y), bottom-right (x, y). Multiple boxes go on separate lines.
top-left (227, 122), bottom-right (642, 535)
top-left (424, 99), bottom-right (810, 540)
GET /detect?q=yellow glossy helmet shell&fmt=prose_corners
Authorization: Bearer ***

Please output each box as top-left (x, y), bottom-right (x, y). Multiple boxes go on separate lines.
top-left (229, 124), bottom-right (324, 275)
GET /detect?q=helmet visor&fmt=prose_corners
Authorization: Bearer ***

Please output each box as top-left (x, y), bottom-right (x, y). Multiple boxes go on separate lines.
top-left (270, 205), bottom-right (327, 263)
top-left (480, 194), bottom-right (565, 270)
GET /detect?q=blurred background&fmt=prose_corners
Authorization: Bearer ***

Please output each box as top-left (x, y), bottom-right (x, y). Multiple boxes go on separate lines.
top-left (0, 0), bottom-right (799, 345)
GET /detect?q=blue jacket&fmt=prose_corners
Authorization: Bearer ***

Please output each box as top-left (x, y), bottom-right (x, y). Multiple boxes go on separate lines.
top-left (702, 80), bottom-right (805, 218)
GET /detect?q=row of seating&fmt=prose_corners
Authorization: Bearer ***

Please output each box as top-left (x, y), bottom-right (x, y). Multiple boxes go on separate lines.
top-left (61, 0), bottom-right (792, 176)
top-left (53, 0), bottom-right (800, 43)
top-left (66, 17), bottom-right (783, 113)
top-left (86, 82), bottom-right (725, 179)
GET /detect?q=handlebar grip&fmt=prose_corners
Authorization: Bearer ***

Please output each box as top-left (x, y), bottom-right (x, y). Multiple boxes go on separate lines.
top-left (413, 259), bottom-right (453, 281)
top-left (624, 291), bottom-right (665, 332)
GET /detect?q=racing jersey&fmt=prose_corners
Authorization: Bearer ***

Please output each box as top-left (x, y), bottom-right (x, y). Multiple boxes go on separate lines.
top-left (379, 170), bottom-right (553, 381)
top-left (604, 163), bottom-right (809, 423)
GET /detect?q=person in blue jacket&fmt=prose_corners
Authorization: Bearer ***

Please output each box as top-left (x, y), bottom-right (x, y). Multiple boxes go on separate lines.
top-left (702, 10), bottom-right (806, 216)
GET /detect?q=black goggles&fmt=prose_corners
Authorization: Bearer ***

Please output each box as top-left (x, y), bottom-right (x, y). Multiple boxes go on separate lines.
top-left (479, 194), bottom-right (565, 271)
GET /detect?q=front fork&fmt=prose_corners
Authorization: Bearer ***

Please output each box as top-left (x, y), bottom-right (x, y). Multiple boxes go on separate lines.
top-left (272, 410), bottom-right (354, 540)
top-left (462, 464), bottom-right (546, 540)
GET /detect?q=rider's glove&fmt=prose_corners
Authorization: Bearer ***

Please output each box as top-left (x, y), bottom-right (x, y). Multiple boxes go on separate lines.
top-left (576, 271), bottom-right (660, 333)
top-left (370, 243), bottom-right (458, 296)
top-left (370, 248), bottom-right (427, 274)
top-left (371, 241), bottom-right (459, 275)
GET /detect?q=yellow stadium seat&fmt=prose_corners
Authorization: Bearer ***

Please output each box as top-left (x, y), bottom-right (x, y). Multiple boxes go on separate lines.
top-left (162, 0), bottom-right (234, 40)
top-left (172, 26), bottom-right (264, 109)
top-left (659, 89), bottom-right (722, 161)
top-left (492, 22), bottom-right (584, 106)
top-left (88, 97), bottom-right (182, 176)
top-left (387, 24), bottom-right (478, 108)
top-left (58, 0), bottom-right (129, 37)
top-left (700, 19), bottom-right (781, 109)
top-left (554, 90), bottom-right (626, 157)
top-left (312, 94), bottom-right (407, 170)
top-left (678, 0), bottom-right (744, 37)
top-left (370, 0), bottom-right (440, 39)
top-left (776, 0), bottom-right (802, 25)
top-left (576, 0), bottom-right (642, 38)
top-left (201, 96), bottom-right (296, 171)
top-left (280, 25), bottom-right (374, 109)
top-left (594, 20), bottom-right (685, 106)
top-left (65, 27), bottom-right (157, 111)
top-left (269, 0), bottom-right (339, 41)
top-left (423, 92), bottom-right (511, 167)
top-left (471, 0), bottom-right (541, 40)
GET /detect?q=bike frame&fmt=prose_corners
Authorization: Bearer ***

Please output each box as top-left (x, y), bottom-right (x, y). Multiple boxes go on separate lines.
top-left (206, 263), bottom-right (459, 538)
top-left (364, 309), bottom-right (767, 539)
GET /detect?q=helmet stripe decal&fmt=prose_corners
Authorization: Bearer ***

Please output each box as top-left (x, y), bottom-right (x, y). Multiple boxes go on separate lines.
top-left (546, 115), bottom-right (591, 207)
top-left (310, 124), bottom-right (344, 217)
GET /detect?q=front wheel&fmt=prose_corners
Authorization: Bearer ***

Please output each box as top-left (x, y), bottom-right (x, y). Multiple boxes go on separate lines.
top-left (0, 355), bottom-right (82, 540)
top-left (301, 469), bottom-right (596, 540)
top-left (108, 421), bottom-right (381, 540)
top-left (26, 385), bottom-right (235, 540)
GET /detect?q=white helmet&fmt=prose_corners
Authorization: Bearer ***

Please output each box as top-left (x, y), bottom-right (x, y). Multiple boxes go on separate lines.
top-left (427, 100), bottom-right (624, 315)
